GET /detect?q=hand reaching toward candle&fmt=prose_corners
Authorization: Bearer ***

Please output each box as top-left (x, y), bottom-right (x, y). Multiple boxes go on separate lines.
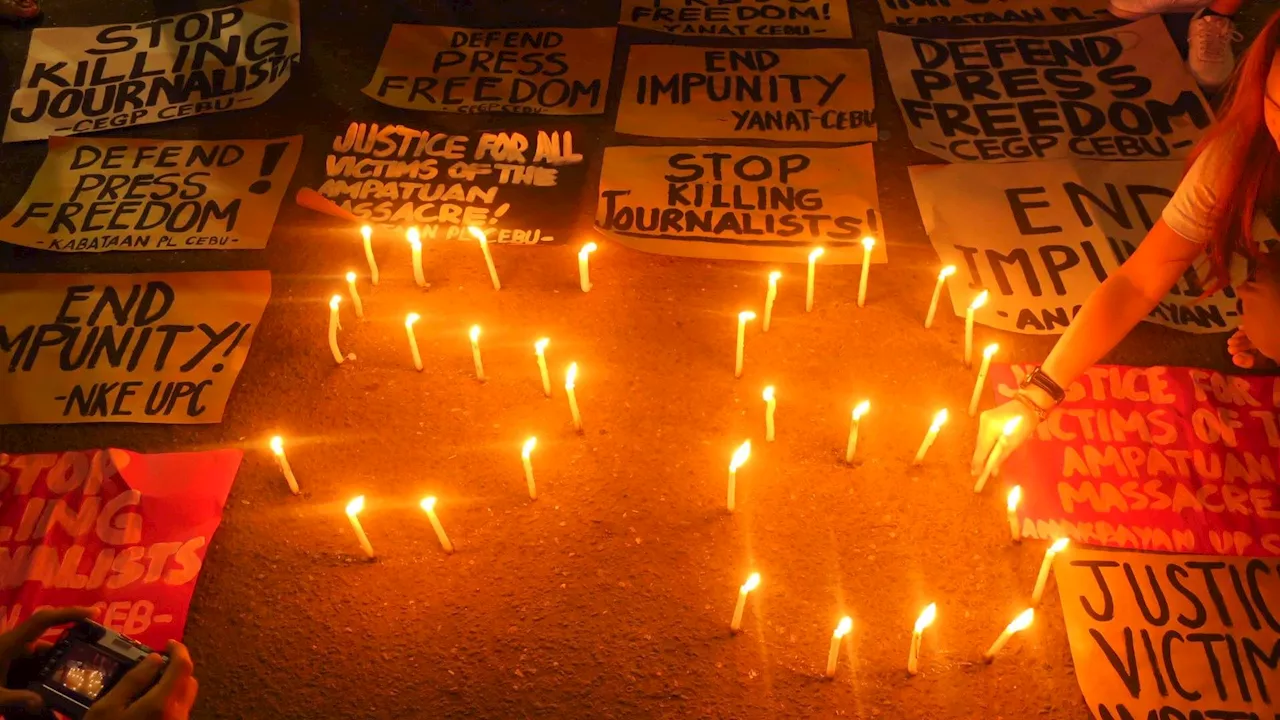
top-left (970, 399), bottom-right (1039, 478)
top-left (84, 641), bottom-right (198, 720)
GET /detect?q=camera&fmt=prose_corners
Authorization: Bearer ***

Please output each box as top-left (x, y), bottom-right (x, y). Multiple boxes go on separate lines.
top-left (30, 620), bottom-right (167, 720)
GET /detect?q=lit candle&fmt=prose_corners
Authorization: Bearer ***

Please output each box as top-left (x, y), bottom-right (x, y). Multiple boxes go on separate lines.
top-left (984, 608), bottom-right (1034, 662)
top-left (565, 362), bottom-right (582, 432)
top-left (1008, 486), bottom-right (1022, 543)
top-left (360, 225), bottom-right (379, 286)
top-left (1031, 538), bottom-right (1069, 605)
top-left (964, 290), bottom-right (989, 367)
top-left (469, 325), bottom-right (485, 382)
top-left (345, 271), bottom-right (364, 319)
top-left (269, 436), bottom-right (300, 495)
top-left (924, 265), bottom-right (955, 329)
top-left (968, 343), bottom-right (999, 417)
top-left (806, 247), bottom-right (824, 313)
top-left (345, 496), bottom-right (374, 559)
top-left (908, 603), bottom-right (937, 676)
top-left (469, 226), bottom-right (501, 290)
top-left (763, 271), bottom-right (781, 332)
top-left (912, 409), bottom-right (948, 466)
top-left (825, 616), bottom-right (853, 678)
top-left (405, 313), bottom-right (423, 372)
top-left (845, 400), bottom-right (870, 464)
top-left (327, 295), bottom-right (344, 365)
top-left (535, 338), bottom-right (551, 397)
top-left (730, 572), bottom-right (761, 634)
top-left (578, 242), bottom-right (597, 292)
top-left (522, 437), bottom-right (537, 500)
top-left (408, 228), bottom-right (425, 287)
top-left (727, 441), bottom-right (751, 513)
top-left (762, 386), bottom-right (776, 442)
top-left (974, 417), bottom-right (1021, 493)
top-left (735, 311), bottom-right (756, 379)
top-left (419, 496), bottom-right (454, 554)
top-left (857, 236), bottom-right (875, 307)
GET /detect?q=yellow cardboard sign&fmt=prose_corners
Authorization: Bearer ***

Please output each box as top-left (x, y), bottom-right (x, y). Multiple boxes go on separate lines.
top-left (879, 0), bottom-right (1111, 26)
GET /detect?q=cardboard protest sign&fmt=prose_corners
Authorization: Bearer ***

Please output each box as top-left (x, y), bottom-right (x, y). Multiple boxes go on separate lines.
top-left (1056, 546), bottom-right (1280, 720)
top-left (909, 159), bottom-right (1277, 335)
top-left (879, 0), bottom-right (1112, 26)
top-left (990, 363), bottom-right (1280, 556)
top-left (879, 18), bottom-right (1212, 163)
top-left (615, 46), bottom-right (876, 142)
top-left (318, 123), bottom-right (588, 244)
top-left (1, 135), bottom-right (302, 252)
top-left (596, 145), bottom-right (884, 264)
top-left (621, 0), bottom-right (853, 38)
top-left (0, 271), bottom-right (269, 424)
top-left (4, 0), bottom-right (300, 143)
top-left (0, 448), bottom-right (240, 649)
top-left (362, 25), bottom-right (616, 115)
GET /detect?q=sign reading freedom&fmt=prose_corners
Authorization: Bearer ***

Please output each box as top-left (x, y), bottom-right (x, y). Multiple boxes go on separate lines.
top-left (991, 363), bottom-right (1280, 556)
top-left (620, 0), bottom-right (853, 38)
top-left (0, 448), bottom-right (240, 649)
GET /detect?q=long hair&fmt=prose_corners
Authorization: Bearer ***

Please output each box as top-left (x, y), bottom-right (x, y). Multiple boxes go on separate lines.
top-left (1189, 10), bottom-right (1280, 291)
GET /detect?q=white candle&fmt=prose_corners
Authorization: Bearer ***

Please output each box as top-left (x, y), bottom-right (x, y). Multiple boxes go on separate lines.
top-left (1032, 538), bottom-right (1069, 605)
top-left (964, 290), bottom-right (989, 368)
top-left (730, 572), bottom-right (761, 634)
top-left (762, 386), bottom-right (776, 442)
top-left (857, 236), bottom-right (875, 307)
top-left (968, 343), bottom-right (999, 417)
top-left (727, 441), bottom-right (751, 513)
top-left (806, 247), bottom-right (824, 313)
top-left (1008, 486), bottom-right (1023, 543)
top-left (845, 400), bottom-right (870, 464)
top-left (345, 271), bottom-right (364, 319)
top-left (565, 362), bottom-right (582, 432)
top-left (825, 616), bottom-right (853, 678)
top-left (924, 265), bottom-right (955, 329)
top-left (269, 436), bottom-right (300, 495)
top-left (408, 228), bottom-right (425, 287)
top-left (360, 225), bottom-right (379, 286)
top-left (908, 603), bottom-right (937, 676)
top-left (578, 242), bottom-right (597, 292)
top-left (419, 496), bottom-right (454, 554)
top-left (469, 226), bottom-right (501, 290)
top-left (405, 313), bottom-right (423, 372)
top-left (974, 416), bottom-right (1021, 493)
top-left (984, 608), bottom-right (1034, 662)
top-left (522, 437), bottom-right (537, 500)
top-left (535, 338), bottom-right (551, 397)
top-left (912, 409), bottom-right (948, 466)
top-left (327, 295), bottom-right (344, 365)
top-left (735, 311), bottom-right (756, 379)
top-left (469, 325), bottom-right (486, 382)
top-left (345, 496), bottom-right (374, 559)
top-left (763, 271), bottom-right (781, 333)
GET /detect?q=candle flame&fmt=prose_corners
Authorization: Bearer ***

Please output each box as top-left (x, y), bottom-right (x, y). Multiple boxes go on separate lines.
top-left (522, 437), bottom-right (537, 458)
top-left (405, 313), bottom-right (420, 328)
top-left (1008, 486), bottom-right (1022, 512)
top-left (834, 616), bottom-right (853, 638)
top-left (579, 242), bottom-right (597, 260)
top-left (742, 572), bottom-right (761, 593)
top-left (269, 436), bottom-right (284, 456)
top-left (739, 310), bottom-right (756, 322)
top-left (1001, 416), bottom-right (1022, 437)
top-left (983, 343), bottom-right (999, 359)
top-left (930, 409), bottom-right (949, 431)
top-left (969, 290), bottom-right (989, 311)
top-left (1007, 608), bottom-right (1034, 633)
top-left (468, 226), bottom-right (487, 244)
top-left (360, 225), bottom-right (371, 241)
top-left (808, 247), bottom-right (825, 262)
top-left (565, 362), bottom-right (578, 390)
top-left (853, 400), bottom-right (870, 420)
top-left (407, 227), bottom-right (420, 246)
top-left (914, 603), bottom-right (938, 633)
top-left (861, 236), bottom-right (876, 250)
top-left (939, 265), bottom-right (956, 279)
top-left (469, 325), bottom-right (481, 342)
top-left (768, 270), bottom-right (781, 283)
top-left (535, 338), bottom-right (549, 354)
top-left (762, 386), bottom-right (775, 402)
top-left (345, 496), bottom-right (364, 516)
top-left (420, 496), bottom-right (437, 513)
top-left (329, 295), bottom-right (341, 310)
top-left (730, 441), bottom-right (751, 471)
top-left (1050, 537), bottom-right (1070, 554)
top-left (345, 271), bottom-right (356, 283)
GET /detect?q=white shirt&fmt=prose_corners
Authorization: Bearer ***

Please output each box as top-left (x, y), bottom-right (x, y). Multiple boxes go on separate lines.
top-left (1162, 150), bottom-right (1221, 245)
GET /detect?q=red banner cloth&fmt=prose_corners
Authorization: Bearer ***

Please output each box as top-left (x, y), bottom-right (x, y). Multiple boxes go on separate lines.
top-left (991, 364), bottom-right (1280, 557)
top-left (0, 448), bottom-right (240, 648)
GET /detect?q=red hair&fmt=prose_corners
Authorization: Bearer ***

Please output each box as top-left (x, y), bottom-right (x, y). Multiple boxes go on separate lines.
top-left (1189, 9), bottom-right (1280, 291)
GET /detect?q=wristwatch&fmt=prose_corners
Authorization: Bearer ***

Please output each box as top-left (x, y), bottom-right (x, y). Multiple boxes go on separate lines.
top-left (1020, 366), bottom-right (1066, 405)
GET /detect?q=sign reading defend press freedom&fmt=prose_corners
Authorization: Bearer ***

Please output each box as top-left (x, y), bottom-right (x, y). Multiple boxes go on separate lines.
top-left (596, 145), bottom-right (884, 264)
top-left (621, 0), bottom-right (853, 38)
top-left (990, 363), bottom-right (1280, 557)
top-left (319, 123), bottom-right (587, 244)
top-left (362, 25), bottom-right (616, 115)
top-left (0, 271), bottom-right (270, 425)
top-left (879, 17), bottom-right (1212, 163)
top-left (615, 46), bottom-right (876, 142)
top-left (1, 135), bottom-right (302, 252)
top-left (3, 0), bottom-right (300, 144)
top-left (879, 0), bottom-right (1111, 27)
top-left (1056, 546), bottom-right (1280, 720)
top-left (908, 159), bottom-right (1276, 335)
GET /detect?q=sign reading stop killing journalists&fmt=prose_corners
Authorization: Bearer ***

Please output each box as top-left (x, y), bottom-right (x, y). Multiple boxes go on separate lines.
top-left (0, 448), bottom-right (240, 649)
top-left (1, 135), bottom-right (302, 252)
top-left (3, 0), bottom-right (300, 144)
top-left (363, 25), bottom-right (616, 115)
top-left (620, 0), bottom-right (853, 38)
top-left (1055, 546), bottom-right (1280, 720)
top-left (879, 17), bottom-right (1212, 163)
top-left (615, 46), bottom-right (876, 142)
top-left (0, 271), bottom-right (269, 425)
top-left (596, 145), bottom-right (883, 264)
top-left (878, 0), bottom-right (1112, 27)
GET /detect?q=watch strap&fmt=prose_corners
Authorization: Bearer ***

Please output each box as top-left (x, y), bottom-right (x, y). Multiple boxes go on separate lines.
top-left (1021, 366), bottom-right (1066, 405)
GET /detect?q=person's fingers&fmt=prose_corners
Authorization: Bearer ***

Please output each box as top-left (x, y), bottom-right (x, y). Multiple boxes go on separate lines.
top-left (169, 675), bottom-right (199, 718)
top-left (971, 415), bottom-right (1000, 477)
top-left (99, 653), bottom-right (166, 709)
top-left (1233, 351), bottom-right (1257, 369)
top-left (0, 688), bottom-right (43, 712)
top-left (8, 607), bottom-right (93, 648)
top-left (138, 641), bottom-right (194, 710)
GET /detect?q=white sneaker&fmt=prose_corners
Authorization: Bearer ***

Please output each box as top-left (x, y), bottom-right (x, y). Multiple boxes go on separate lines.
top-left (1108, 0), bottom-right (1209, 19)
top-left (1188, 9), bottom-right (1242, 90)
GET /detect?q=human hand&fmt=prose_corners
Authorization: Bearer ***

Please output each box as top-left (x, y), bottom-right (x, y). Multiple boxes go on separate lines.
top-left (0, 607), bottom-right (93, 712)
top-left (1236, 253), bottom-right (1280, 365)
top-left (83, 641), bottom-right (197, 720)
top-left (970, 397), bottom-right (1041, 477)
top-left (1227, 327), bottom-right (1265, 368)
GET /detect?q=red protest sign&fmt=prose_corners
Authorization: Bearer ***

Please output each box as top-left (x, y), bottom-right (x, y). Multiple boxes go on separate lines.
top-left (0, 448), bottom-right (240, 649)
top-left (991, 364), bottom-right (1280, 557)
